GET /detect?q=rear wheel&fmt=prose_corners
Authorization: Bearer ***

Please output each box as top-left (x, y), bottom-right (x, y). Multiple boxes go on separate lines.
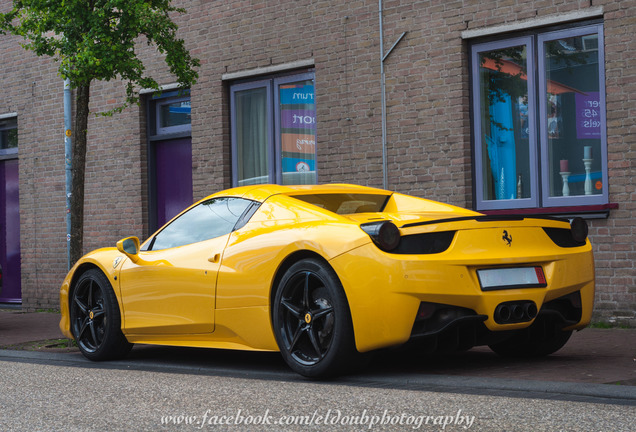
top-left (70, 268), bottom-right (132, 361)
top-left (489, 320), bottom-right (572, 357)
top-left (273, 259), bottom-right (357, 378)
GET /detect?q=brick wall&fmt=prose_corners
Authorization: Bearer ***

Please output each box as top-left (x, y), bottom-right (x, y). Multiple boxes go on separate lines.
top-left (592, 0), bottom-right (636, 324)
top-left (1, 0), bottom-right (634, 324)
top-left (1, 23), bottom-right (66, 309)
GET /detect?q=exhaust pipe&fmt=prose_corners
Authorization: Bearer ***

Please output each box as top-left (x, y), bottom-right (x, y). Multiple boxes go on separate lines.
top-left (524, 302), bottom-right (538, 319)
top-left (494, 301), bottom-right (537, 324)
top-left (494, 305), bottom-right (510, 322)
top-left (511, 304), bottom-right (524, 320)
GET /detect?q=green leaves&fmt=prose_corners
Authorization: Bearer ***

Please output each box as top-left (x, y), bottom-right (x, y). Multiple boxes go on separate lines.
top-left (0, 0), bottom-right (199, 113)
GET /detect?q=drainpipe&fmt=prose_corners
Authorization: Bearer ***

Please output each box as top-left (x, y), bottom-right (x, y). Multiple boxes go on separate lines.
top-left (64, 79), bottom-right (72, 271)
top-left (379, 0), bottom-right (387, 189)
top-left (379, 0), bottom-right (406, 190)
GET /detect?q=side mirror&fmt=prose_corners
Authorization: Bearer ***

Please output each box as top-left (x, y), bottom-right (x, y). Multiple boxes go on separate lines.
top-left (116, 237), bottom-right (140, 261)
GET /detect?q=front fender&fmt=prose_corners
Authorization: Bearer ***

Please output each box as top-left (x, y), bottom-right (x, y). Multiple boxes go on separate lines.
top-left (59, 248), bottom-right (127, 339)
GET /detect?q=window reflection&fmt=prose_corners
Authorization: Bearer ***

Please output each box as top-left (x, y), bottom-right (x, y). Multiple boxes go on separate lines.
top-left (479, 45), bottom-right (530, 201)
top-left (159, 101), bottom-right (191, 128)
top-left (279, 80), bottom-right (316, 185)
top-left (544, 34), bottom-right (602, 197)
top-left (150, 198), bottom-right (252, 250)
top-left (472, 25), bottom-right (606, 210)
top-left (0, 118), bottom-right (18, 151)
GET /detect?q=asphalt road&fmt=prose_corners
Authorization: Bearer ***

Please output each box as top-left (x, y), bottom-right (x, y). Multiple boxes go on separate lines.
top-left (0, 347), bottom-right (634, 432)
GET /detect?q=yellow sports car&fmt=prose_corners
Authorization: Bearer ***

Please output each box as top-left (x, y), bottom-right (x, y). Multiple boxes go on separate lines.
top-left (60, 184), bottom-right (594, 377)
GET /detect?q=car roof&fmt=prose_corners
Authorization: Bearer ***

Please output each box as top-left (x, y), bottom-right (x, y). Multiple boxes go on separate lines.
top-left (209, 184), bottom-right (392, 202)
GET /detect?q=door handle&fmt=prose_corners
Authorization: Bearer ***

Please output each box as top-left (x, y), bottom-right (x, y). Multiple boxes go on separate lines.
top-left (208, 253), bottom-right (221, 263)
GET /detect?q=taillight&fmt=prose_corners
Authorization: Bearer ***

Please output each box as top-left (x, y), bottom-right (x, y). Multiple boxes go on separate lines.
top-left (570, 217), bottom-right (588, 243)
top-left (543, 218), bottom-right (588, 248)
top-left (360, 221), bottom-right (401, 252)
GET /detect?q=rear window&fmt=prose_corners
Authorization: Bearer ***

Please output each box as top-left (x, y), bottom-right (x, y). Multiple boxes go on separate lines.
top-left (290, 193), bottom-right (390, 215)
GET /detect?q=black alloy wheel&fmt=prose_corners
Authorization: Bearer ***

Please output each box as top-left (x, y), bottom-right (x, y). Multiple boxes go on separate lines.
top-left (70, 269), bottom-right (132, 361)
top-left (273, 259), bottom-right (356, 378)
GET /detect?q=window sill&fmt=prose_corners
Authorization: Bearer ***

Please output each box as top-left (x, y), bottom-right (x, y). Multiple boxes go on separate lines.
top-left (480, 203), bottom-right (618, 220)
top-left (0, 149), bottom-right (18, 160)
top-left (149, 131), bottom-right (192, 142)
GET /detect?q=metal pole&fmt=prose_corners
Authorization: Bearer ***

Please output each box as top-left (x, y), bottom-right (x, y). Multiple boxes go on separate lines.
top-left (379, 0), bottom-right (387, 190)
top-left (64, 79), bottom-right (72, 270)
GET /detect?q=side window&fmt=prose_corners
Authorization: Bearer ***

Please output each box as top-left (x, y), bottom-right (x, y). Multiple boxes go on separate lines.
top-left (149, 197), bottom-right (253, 250)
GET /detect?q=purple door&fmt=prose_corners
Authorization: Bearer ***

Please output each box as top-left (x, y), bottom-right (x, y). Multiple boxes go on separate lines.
top-left (154, 138), bottom-right (193, 228)
top-left (0, 159), bottom-right (21, 303)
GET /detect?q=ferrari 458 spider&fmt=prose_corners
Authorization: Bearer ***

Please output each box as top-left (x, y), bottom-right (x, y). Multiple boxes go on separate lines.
top-left (60, 184), bottom-right (594, 377)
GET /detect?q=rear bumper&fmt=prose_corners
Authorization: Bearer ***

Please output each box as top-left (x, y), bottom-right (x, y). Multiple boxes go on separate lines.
top-left (331, 233), bottom-right (594, 353)
top-left (407, 289), bottom-right (584, 350)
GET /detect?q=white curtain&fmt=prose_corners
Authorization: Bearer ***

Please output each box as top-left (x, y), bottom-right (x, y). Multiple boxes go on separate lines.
top-left (236, 88), bottom-right (268, 185)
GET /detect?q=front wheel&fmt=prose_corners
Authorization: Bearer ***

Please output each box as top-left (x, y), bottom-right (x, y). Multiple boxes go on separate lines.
top-left (70, 268), bottom-right (133, 361)
top-left (273, 259), bottom-right (357, 378)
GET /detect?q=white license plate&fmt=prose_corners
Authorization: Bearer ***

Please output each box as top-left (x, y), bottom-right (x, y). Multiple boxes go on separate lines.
top-left (477, 267), bottom-right (546, 291)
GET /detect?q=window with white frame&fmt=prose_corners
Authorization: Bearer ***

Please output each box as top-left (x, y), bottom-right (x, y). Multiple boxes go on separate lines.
top-left (230, 71), bottom-right (316, 186)
top-left (471, 23), bottom-right (607, 211)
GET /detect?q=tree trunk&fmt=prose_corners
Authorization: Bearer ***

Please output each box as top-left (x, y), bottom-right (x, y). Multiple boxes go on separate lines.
top-left (70, 83), bottom-right (90, 266)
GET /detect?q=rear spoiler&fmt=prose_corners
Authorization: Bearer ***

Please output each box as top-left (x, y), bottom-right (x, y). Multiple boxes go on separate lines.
top-left (401, 215), bottom-right (588, 245)
top-left (400, 215), bottom-right (567, 229)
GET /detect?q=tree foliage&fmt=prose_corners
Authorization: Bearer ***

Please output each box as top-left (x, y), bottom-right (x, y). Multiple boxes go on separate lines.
top-left (0, 0), bottom-right (199, 112)
top-left (0, 0), bottom-right (199, 265)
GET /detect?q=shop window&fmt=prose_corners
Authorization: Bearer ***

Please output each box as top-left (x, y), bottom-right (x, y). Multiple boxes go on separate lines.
top-left (470, 24), bottom-right (607, 211)
top-left (230, 72), bottom-right (316, 186)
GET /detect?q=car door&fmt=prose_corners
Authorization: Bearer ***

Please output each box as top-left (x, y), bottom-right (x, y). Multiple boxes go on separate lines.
top-left (118, 197), bottom-right (253, 335)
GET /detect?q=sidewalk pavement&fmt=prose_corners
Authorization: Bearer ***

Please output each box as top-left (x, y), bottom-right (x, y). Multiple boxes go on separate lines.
top-left (0, 308), bottom-right (64, 346)
top-left (0, 307), bottom-right (635, 386)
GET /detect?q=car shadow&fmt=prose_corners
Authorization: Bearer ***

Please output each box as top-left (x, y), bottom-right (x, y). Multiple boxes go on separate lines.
top-left (121, 342), bottom-right (587, 382)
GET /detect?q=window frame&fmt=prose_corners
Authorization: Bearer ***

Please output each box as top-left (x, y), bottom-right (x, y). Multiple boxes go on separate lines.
top-left (145, 90), bottom-right (193, 234)
top-left (471, 36), bottom-right (540, 210)
top-left (470, 23), bottom-right (608, 213)
top-left (0, 116), bottom-right (18, 159)
top-left (273, 72), bottom-right (317, 185)
top-left (230, 71), bottom-right (316, 187)
top-left (147, 90), bottom-right (192, 140)
top-left (230, 79), bottom-right (275, 186)
top-left (537, 24), bottom-right (608, 208)
top-left (155, 96), bottom-right (192, 136)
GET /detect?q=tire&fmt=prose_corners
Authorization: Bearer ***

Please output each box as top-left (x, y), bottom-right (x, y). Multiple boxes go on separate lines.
top-left (488, 319), bottom-right (572, 358)
top-left (272, 258), bottom-right (357, 378)
top-left (70, 268), bottom-right (133, 361)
